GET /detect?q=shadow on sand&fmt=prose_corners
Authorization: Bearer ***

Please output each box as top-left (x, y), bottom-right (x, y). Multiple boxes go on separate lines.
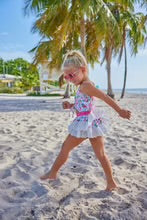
top-left (0, 96), bottom-right (66, 112)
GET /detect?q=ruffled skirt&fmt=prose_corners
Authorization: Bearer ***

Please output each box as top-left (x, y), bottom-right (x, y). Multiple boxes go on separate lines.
top-left (68, 108), bottom-right (109, 138)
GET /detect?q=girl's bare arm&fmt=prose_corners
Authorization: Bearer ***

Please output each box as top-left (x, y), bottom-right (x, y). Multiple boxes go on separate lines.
top-left (80, 82), bottom-right (131, 119)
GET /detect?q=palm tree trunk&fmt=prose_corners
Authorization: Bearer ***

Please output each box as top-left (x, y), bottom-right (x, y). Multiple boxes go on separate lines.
top-left (80, 18), bottom-right (87, 58)
top-left (120, 44), bottom-right (127, 99)
top-left (59, 74), bottom-right (64, 88)
top-left (64, 83), bottom-right (70, 98)
top-left (106, 47), bottom-right (115, 99)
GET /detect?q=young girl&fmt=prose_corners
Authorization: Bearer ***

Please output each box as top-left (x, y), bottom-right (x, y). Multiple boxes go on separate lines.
top-left (40, 50), bottom-right (131, 191)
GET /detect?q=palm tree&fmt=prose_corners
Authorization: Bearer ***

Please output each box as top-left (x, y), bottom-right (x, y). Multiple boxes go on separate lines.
top-left (100, 3), bottom-right (122, 98)
top-left (118, 10), bottom-right (147, 98)
top-left (139, 0), bottom-right (147, 9)
top-left (24, 0), bottom-right (136, 98)
top-left (100, 1), bottom-right (146, 99)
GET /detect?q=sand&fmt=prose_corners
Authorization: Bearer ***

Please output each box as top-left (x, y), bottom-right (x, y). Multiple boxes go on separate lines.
top-left (0, 93), bottom-right (147, 220)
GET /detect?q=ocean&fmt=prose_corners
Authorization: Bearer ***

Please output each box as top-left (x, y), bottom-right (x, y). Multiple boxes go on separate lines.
top-left (113, 88), bottom-right (147, 95)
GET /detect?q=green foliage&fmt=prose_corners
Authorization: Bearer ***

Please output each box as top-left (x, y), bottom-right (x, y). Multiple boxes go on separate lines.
top-left (0, 58), bottom-right (3, 74)
top-left (24, 0), bottom-right (147, 99)
top-left (47, 80), bottom-right (59, 87)
top-left (27, 92), bottom-right (62, 96)
top-left (24, 0), bottom-right (147, 71)
top-left (0, 87), bottom-right (24, 94)
top-left (0, 57), bottom-right (40, 91)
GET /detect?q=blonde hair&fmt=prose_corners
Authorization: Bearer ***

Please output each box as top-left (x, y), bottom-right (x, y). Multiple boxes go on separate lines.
top-left (62, 50), bottom-right (88, 70)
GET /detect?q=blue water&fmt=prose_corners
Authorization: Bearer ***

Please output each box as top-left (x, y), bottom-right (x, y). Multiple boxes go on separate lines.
top-left (114, 88), bottom-right (147, 95)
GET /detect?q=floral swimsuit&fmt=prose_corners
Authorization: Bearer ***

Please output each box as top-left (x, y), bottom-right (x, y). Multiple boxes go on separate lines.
top-left (68, 87), bottom-right (109, 138)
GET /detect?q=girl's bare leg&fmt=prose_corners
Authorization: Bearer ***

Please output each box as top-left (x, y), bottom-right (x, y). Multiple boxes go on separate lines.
top-left (89, 136), bottom-right (118, 191)
top-left (40, 135), bottom-right (86, 180)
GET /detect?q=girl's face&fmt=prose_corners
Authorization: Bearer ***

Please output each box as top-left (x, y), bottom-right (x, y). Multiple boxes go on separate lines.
top-left (63, 66), bottom-right (87, 85)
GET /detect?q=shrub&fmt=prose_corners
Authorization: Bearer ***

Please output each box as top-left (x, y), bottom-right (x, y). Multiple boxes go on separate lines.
top-left (27, 92), bottom-right (63, 96)
top-left (0, 87), bottom-right (24, 94)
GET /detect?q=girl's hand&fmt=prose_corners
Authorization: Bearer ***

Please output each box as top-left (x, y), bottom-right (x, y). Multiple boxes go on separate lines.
top-left (119, 109), bottom-right (131, 120)
top-left (62, 101), bottom-right (72, 109)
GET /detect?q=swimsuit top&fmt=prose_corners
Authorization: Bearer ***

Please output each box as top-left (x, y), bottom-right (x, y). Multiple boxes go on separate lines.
top-left (73, 87), bottom-right (94, 113)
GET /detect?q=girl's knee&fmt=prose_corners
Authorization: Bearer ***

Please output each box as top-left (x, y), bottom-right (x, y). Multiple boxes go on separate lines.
top-left (93, 146), bottom-right (106, 160)
top-left (90, 136), bottom-right (104, 145)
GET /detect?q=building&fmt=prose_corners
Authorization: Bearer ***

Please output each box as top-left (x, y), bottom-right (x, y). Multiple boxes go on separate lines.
top-left (0, 74), bottom-right (21, 87)
top-left (38, 61), bottom-right (63, 94)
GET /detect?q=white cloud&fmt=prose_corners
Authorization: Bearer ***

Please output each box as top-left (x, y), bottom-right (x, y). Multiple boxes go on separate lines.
top-left (0, 51), bottom-right (33, 62)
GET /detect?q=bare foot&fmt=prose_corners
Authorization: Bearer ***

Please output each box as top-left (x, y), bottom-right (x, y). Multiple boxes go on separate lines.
top-left (105, 181), bottom-right (119, 191)
top-left (40, 171), bottom-right (57, 180)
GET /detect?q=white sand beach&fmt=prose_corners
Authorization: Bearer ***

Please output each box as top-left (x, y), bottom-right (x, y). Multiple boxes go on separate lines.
top-left (0, 93), bottom-right (147, 220)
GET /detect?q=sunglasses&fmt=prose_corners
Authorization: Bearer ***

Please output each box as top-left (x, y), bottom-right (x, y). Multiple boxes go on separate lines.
top-left (64, 70), bottom-right (79, 81)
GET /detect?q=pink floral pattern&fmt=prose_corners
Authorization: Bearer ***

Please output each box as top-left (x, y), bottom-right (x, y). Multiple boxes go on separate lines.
top-left (74, 88), bottom-right (93, 113)
top-left (68, 87), bottom-right (109, 138)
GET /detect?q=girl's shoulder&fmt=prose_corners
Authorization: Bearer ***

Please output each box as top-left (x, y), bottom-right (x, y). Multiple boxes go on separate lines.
top-left (79, 80), bottom-right (95, 97)
top-left (80, 80), bottom-right (95, 91)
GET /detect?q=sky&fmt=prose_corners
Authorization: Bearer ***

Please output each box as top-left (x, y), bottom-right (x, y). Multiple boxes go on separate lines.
top-left (0, 0), bottom-right (147, 89)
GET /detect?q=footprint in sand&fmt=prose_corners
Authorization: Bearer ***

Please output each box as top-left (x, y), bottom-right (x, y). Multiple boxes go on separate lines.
top-left (18, 162), bottom-right (33, 172)
top-left (84, 181), bottom-right (97, 189)
top-left (4, 146), bottom-right (12, 151)
top-left (0, 145), bottom-right (7, 150)
top-left (133, 137), bottom-right (140, 142)
top-left (5, 129), bottom-right (12, 134)
top-left (31, 181), bottom-right (48, 197)
top-left (143, 148), bottom-right (147, 153)
top-left (0, 152), bottom-right (4, 159)
top-left (122, 151), bottom-right (131, 156)
top-left (138, 128), bottom-right (145, 132)
top-left (128, 163), bottom-right (137, 170)
top-left (0, 169), bottom-right (11, 179)
top-left (117, 187), bottom-right (129, 195)
top-left (2, 180), bottom-right (20, 189)
top-left (131, 145), bottom-right (137, 151)
top-left (0, 129), bottom-right (5, 134)
top-left (118, 202), bottom-right (131, 211)
top-left (71, 165), bottom-right (88, 174)
top-left (21, 119), bottom-right (28, 122)
top-left (107, 137), bottom-right (117, 145)
top-left (114, 158), bottom-right (124, 165)
top-left (12, 168), bottom-right (30, 181)
top-left (137, 192), bottom-right (147, 209)
top-left (28, 126), bottom-right (36, 129)
top-left (15, 190), bottom-right (36, 199)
